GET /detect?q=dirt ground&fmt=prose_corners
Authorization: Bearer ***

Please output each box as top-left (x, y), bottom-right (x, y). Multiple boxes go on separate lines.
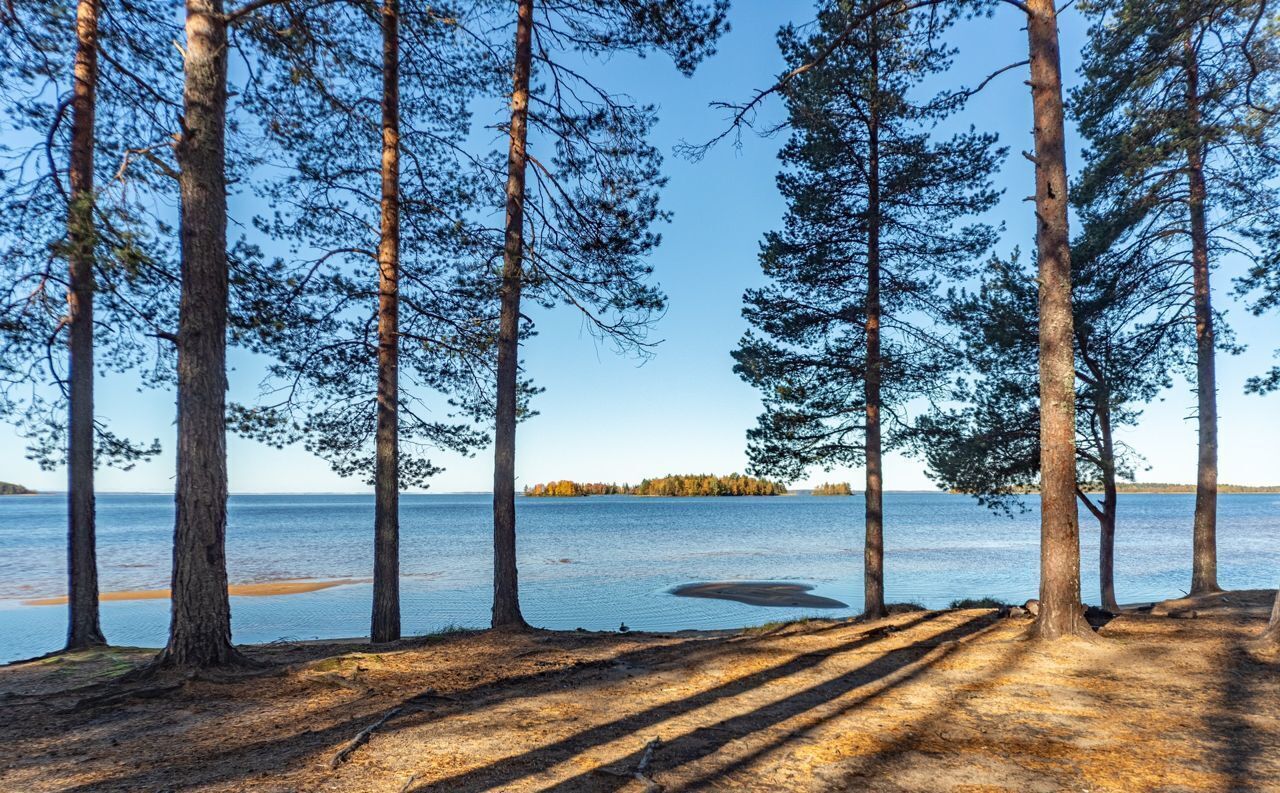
top-left (2, 595), bottom-right (1279, 792)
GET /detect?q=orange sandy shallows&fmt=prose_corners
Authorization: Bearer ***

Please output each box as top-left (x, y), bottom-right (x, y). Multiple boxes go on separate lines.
top-left (21, 578), bottom-right (369, 606)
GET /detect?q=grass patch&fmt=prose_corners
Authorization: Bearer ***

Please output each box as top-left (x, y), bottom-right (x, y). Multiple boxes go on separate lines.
top-left (948, 597), bottom-right (1008, 610)
top-left (743, 617), bottom-right (832, 635)
top-left (886, 602), bottom-right (927, 614)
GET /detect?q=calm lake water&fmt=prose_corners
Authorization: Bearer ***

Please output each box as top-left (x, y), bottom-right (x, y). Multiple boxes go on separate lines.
top-left (1, 491), bottom-right (1278, 663)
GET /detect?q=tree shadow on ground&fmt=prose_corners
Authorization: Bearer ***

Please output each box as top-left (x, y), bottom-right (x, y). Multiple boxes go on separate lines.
top-left (408, 612), bottom-right (995, 792)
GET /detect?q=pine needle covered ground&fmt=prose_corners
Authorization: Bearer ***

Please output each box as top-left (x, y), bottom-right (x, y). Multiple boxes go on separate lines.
top-left (2, 600), bottom-right (1278, 792)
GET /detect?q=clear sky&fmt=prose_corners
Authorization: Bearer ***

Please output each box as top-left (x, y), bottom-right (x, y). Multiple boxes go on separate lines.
top-left (3, 3), bottom-right (1278, 494)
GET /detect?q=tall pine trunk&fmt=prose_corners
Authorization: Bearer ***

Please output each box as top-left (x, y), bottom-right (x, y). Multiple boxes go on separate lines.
top-left (491, 0), bottom-right (533, 629)
top-left (1184, 34), bottom-right (1219, 596)
top-left (158, 0), bottom-right (240, 668)
top-left (862, 13), bottom-right (886, 621)
top-left (1026, 0), bottom-right (1085, 639)
top-left (65, 0), bottom-right (105, 651)
top-left (1098, 400), bottom-right (1119, 613)
top-left (371, 0), bottom-right (401, 644)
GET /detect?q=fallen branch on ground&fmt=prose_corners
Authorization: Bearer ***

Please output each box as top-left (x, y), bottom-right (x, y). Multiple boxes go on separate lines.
top-left (594, 737), bottom-right (664, 792)
top-left (329, 705), bottom-right (404, 770)
top-left (328, 688), bottom-right (460, 770)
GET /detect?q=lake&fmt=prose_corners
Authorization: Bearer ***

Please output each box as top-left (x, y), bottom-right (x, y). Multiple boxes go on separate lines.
top-left (2, 491), bottom-right (1278, 663)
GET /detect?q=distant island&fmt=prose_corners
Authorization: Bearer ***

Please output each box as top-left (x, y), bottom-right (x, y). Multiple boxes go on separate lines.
top-left (812, 482), bottom-right (853, 496)
top-left (0, 481), bottom-right (35, 495)
top-left (523, 473), bottom-right (787, 497)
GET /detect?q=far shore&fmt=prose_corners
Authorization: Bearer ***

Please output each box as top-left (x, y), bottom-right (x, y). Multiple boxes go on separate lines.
top-left (20, 578), bottom-right (369, 607)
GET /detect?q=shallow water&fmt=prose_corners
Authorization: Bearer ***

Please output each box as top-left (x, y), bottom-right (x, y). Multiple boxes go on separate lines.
top-left (1, 491), bottom-right (1277, 663)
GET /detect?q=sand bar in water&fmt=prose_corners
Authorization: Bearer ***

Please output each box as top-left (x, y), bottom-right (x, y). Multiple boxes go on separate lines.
top-left (21, 578), bottom-right (370, 607)
top-left (670, 581), bottom-right (848, 608)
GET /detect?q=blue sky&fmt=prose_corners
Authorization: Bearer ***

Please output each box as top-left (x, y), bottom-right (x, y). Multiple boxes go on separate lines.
top-left (3, 3), bottom-right (1278, 494)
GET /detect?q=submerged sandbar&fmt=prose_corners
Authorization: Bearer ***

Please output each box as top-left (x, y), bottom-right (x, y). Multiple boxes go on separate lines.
top-left (22, 578), bottom-right (369, 607)
top-left (671, 581), bottom-right (848, 608)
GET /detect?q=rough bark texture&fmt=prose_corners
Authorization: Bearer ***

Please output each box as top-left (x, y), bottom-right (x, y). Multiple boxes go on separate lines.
top-left (1026, 0), bottom-right (1085, 639)
top-left (1184, 35), bottom-right (1220, 596)
top-left (158, 0), bottom-right (240, 668)
top-left (1098, 394), bottom-right (1119, 613)
top-left (1261, 588), bottom-right (1280, 645)
top-left (491, 0), bottom-right (533, 630)
top-left (64, 0), bottom-right (106, 652)
top-left (371, 0), bottom-right (401, 644)
top-left (862, 16), bottom-right (886, 621)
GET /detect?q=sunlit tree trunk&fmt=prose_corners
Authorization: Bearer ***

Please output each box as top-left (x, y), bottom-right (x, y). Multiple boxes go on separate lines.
top-left (862, 10), bottom-right (886, 621)
top-left (158, 0), bottom-right (240, 668)
top-left (1260, 588), bottom-right (1280, 646)
top-left (1184, 33), bottom-right (1219, 596)
top-left (371, 0), bottom-right (401, 644)
top-left (492, 0), bottom-right (533, 629)
top-left (1098, 399), bottom-right (1119, 613)
top-left (1026, 0), bottom-right (1084, 639)
top-left (65, 0), bottom-right (105, 652)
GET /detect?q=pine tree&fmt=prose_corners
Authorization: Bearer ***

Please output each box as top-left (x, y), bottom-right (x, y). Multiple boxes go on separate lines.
top-left (479, 0), bottom-right (727, 629)
top-left (233, 1), bottom-right (495, 644)
top-left (1, 0), bottom-right (174, 652)
top-left (917, 235), bottom-right (1190, 613)
top-left (732, 0), bottom-right (1000, 620)
top-left (1074, 0), bottom-right (1280, 596)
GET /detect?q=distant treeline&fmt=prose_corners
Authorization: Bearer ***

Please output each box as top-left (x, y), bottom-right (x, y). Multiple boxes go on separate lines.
top-left (0, 481), bottom-right (34, 495)
top-left (954, 482), bottom-right (1280, 496)
top-left (812, 482), bottom-right (853, 496)
top-left (523, 474), bottom-right (787, 497)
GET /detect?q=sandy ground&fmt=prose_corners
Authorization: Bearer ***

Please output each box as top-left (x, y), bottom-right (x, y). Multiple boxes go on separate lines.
top-left (21, 579), bottom-right (371, 607)
top-left (2, 597), bottom-right (1278, 792)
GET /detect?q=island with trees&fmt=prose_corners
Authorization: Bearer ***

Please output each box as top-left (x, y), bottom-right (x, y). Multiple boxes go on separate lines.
top-left (0, 481), bottom-right (34, 496)
top-left (523, 473), bottom-right (787, 497)
top-left (811, 482), bottom-right (854, 496)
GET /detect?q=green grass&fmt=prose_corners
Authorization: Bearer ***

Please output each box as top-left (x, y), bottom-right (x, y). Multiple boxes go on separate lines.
top-left (948, 596), bottom-right (1008, 610)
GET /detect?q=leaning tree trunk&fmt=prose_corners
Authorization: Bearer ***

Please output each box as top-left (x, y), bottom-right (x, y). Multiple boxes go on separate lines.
top-left (1026, 0), bottom-right (1085, 639)
top-left (1184, 35), bottom-right (1219, 596)
top-left (491, 0), bottom-right (533, 630)
top-left (64, 0), bottom-right (106, 652)
top-left (862, 13), bottom-right (886, 622)
top-left (157, 0), bottom-right (241, 668)
top-left (371, 0), bottom-right (401, 644)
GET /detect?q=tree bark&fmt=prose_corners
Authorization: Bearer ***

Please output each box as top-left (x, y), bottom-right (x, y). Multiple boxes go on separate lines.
top-left (491, 0), bottom-right (533, 630)
top-left (64, 0), bottom-right (106, 652)
top-left (1259, 587), bottom-right (1280, 646)
top-left (1183, 34), bottom-right (1220, 596)
top-left (1025, 0), bottom-right (1085, 639)
top-left (371, 0), bottom-right (401, 644)
top-left (157, 0), bottom-right (241, 668)
top-left (1096, 381), bottom-right (1120, 613)
top-left (862, 11), bottom-right (886, 621)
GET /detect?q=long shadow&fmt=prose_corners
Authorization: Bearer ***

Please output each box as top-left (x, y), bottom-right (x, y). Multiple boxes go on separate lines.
top-left (663, 617), bottom-right (1025, 792)
top-left (1208, 634), bottom-right (1266, 791)
top-left (45, 618), bottom-right (918, 793)
top-left (409, 612), bottom-right (986, 792)
top-left (40, 631), bottom-right (717, 792)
